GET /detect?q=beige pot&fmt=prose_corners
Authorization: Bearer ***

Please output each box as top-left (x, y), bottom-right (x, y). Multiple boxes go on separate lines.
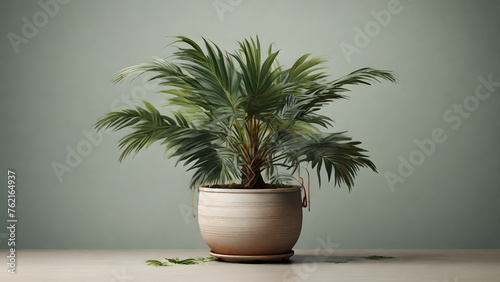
top-left (198, 186), bottom-right (303, 259)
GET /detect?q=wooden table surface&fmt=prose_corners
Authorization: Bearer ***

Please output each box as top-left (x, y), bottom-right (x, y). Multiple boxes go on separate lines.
top-left (1, 249), bottom-right (499, 282)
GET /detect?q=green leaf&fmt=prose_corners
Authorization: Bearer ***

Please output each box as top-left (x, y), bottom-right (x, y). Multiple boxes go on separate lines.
top-left (146, 257), bottom-right (215, 267)
top-left (325, 259), bottom-right (352, 264)
top-left (146, 260), bottom-right (163, 267)
top-left (364, 255), bottom-right (394, 260)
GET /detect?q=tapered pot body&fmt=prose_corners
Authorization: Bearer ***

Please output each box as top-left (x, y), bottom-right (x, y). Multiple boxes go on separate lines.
top-left (198, 186), bottom-right (303, 256)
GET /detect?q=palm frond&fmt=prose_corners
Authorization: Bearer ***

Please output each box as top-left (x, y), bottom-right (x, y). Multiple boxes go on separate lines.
top-left (279, 132), bottom-right (376, 190)
top-left (331, 67), bottom-right (397, 91)
top-left (231, 36), bottom-right (288, 117)
top-left (95, 101), bottom-right (238, 187)
top-left (96, 35), bottom-right (397, 190)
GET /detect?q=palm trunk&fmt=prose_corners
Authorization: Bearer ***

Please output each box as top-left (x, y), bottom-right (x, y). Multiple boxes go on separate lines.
top-left (241, 163), bottom-right (266, 188)
top-left (239, 114), bottom-right (266, 188)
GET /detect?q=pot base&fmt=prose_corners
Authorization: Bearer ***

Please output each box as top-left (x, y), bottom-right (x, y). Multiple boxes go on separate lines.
top-left (209, 250), bottom-right (294, 263)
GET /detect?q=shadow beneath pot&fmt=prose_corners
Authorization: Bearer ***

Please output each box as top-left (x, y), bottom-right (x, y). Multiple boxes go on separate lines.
top-left (288, 254), bottom-right (363, 264)
top-left (212, 254), bottom-right (365, 264)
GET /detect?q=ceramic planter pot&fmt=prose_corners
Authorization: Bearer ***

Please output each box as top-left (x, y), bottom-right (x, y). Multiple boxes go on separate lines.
top-left (198, 186), bottom-right (303, 262)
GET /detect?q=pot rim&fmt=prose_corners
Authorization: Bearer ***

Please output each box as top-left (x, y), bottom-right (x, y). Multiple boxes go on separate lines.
top-left (199, 185), bottom-right (301, 193)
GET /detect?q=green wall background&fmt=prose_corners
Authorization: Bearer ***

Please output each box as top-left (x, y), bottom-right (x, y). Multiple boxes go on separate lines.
top-left (1, 0), bottom-right (499, 249)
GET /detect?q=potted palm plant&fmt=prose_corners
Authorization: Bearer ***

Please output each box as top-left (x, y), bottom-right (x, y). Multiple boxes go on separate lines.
top-left (95, 36), bottom-right (396, 262)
